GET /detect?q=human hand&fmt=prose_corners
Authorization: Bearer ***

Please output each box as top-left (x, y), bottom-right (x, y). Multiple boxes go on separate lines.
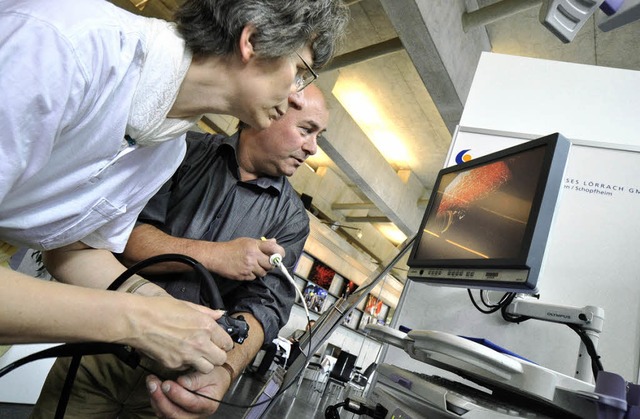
top-left (125, 296), bottom-right (234, 373)
top-left (205, 237), bottom-right (286, 281)
top-left (145, 365), bottom-right (232, 418)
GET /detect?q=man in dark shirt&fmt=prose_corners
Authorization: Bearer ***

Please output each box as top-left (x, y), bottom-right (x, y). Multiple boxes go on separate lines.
top-left (33, 85), bottom-right (329, 418)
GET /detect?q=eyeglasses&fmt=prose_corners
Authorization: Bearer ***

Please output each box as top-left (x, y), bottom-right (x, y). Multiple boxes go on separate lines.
top-left (294, 53), bottom-right (318, 92)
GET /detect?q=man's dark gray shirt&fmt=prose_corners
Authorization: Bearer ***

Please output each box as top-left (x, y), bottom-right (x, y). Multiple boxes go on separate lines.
top-left (137, 131), bottom-right (309, 343)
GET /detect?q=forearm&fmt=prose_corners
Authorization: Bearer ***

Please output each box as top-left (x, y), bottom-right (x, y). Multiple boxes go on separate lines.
top-left (122, 224), bottom-right (281, 281)
top-left (44, 241), bottom-right (166, 296)
top-left (121, 224), bottom-right (221, 273)
top-left (1, 267), bottom-right (230, 372)
top-left (0, 266), bottom-right (136, 344)
top-left (225, 313), bottom-right (264, 382)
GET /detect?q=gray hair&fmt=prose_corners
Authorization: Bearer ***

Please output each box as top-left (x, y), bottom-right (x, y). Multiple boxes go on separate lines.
top-left (174, 0), bottom-right (349, 69)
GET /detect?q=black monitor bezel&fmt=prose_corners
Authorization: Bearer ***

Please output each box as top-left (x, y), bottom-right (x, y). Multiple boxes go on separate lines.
top-left (407, 132), bottom-right (570, 291)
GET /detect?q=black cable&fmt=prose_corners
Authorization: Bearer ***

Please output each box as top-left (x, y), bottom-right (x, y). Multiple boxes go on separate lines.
top-left (468, 289), bottom-right (494, 313)
top-left (479, 290), bottom-right (495, 308)
top-left (480, 290), bottom-right (511, 308)
top-left (52, 254), bottom-right (226, 418)
top-left (0, 343), bottom-right (142, 419)
top-left (325, 401), bottom-right (347, 419)
top-left (0, 343), bottom-right (139, 379)
top-left (468, 290), bottom-right (540, 323)
top-left (567, 323), bottom-right (603, 380)
top-left (54, 356), bottom-right (80, 419)
top-left (118, 256), bottom-right (316, 412)
top-left (106, 253), bottom-right (224, 309)
top-left (138, 310), bottom-right (315, 411)
top-left (466, 289), bottom-right (603, 382)
top-left (498, 293), bottom-right (534, 324)
top-left (500, 307), bottom-right (530, 323)
top-left (467, 289), bottom-right (515, 314)
top-left (324, 398), bottom-right (388, 419)
top-left (3, 253), bottom-right (308, 415)
top-left (122, 252), bottom-right (327, 413)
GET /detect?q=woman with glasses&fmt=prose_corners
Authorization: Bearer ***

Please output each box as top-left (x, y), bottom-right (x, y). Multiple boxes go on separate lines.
top-left (0, 0), bottom-right (348, 405)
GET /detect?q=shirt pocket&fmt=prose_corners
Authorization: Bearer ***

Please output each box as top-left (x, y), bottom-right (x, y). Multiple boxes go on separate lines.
top-left (39, 198), bottom-right (125, 250)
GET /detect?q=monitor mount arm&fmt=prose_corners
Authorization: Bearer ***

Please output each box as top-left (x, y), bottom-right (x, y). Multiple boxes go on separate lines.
top-left (504, 294), bottom-right (604, 384)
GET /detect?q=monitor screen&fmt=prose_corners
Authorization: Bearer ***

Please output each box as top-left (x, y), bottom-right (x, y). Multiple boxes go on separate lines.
top-left (407, 133), bottom-right (570, 292)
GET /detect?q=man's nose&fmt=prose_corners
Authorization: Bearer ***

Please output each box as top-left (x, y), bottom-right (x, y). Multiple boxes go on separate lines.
top-left (303, 136), bottom-right (318, 156)
top-left (288, 91), bottom-right (304, 110)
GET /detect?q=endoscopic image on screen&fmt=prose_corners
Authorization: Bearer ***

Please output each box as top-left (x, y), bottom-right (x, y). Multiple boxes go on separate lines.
top-left (419, 145), bottom-right (547, 261)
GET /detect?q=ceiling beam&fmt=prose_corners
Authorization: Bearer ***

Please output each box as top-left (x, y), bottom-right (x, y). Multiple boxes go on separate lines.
top-left (462, 0), bottom-right (542, 31)
top-left (320, 37), bottom-right (404, 73)
top-left (345, 216), bottom-right (391, 223)
top-left (331, 202), bottom-right (378, 210)
top-left (317, 103), bottom-right (425, 236)
top-left (380, 0), bottom-right (491, 133)
top-left (333, 198), bottom-right (429, 212)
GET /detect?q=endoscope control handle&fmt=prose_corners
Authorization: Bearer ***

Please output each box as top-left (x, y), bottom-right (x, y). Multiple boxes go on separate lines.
top-left (216, 314), bottom-right (249, 344)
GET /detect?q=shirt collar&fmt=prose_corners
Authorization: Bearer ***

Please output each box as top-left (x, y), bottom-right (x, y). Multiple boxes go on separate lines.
top-left (220, 131), bottom-right (285, 194)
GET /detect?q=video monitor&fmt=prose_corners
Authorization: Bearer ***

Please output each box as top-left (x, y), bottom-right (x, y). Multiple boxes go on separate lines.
top-left (407, 133), bottom-right (571, 292)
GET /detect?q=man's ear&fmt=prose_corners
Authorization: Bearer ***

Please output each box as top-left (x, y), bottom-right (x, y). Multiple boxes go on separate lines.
top-left (238, 25), bottom-right (256, 63)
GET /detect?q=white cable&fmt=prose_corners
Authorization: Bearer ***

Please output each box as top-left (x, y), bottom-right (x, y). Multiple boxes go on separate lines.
top-left (270, 254), bottom-right (310, 321)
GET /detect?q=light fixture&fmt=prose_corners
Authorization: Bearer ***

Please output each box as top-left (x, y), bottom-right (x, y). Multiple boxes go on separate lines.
top-left (332, 78), bottom-right (413, 168)
top-left (321, 221), bottom-right (363, 239)
top-left (376, 224), bottom-right (406, 245)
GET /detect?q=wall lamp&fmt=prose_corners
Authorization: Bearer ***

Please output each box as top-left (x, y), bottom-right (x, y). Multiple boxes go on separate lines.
top-left (322, 221), bottom-right (363, 239)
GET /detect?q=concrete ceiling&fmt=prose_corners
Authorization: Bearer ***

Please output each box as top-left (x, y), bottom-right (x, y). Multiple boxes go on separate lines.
top-left (110, 0), bottom-right (640, 280)
top-left (293, 0), bottom-right (640, 277)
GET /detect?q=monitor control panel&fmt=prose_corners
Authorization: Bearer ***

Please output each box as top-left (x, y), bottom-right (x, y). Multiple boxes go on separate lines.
top-left (408, 267), bottom-right (529, 284)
